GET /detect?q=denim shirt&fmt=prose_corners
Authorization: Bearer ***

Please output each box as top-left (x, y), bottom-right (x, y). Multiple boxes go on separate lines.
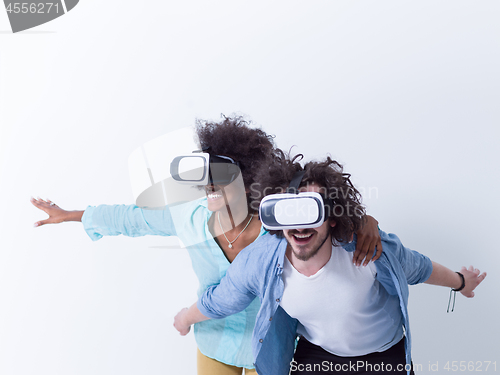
top-left (197, 230), bottom-right (433, 375)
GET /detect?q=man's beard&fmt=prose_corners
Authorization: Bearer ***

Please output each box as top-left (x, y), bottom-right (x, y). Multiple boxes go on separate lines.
top-left (289, 229), bottom-right (331, 261)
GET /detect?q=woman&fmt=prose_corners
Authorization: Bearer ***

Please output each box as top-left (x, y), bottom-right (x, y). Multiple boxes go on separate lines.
top-left (32, 116), bottom-right (383, 375)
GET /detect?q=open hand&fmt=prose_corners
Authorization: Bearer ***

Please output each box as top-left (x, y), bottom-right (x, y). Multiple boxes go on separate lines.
top-left (31, 197), bottom-right (68, 227)
top-left (459, 265), bottom-right (487, 298)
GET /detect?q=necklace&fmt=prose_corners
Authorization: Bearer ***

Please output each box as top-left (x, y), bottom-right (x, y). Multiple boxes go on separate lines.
top-left (217, 211), bottom-right (253, 249)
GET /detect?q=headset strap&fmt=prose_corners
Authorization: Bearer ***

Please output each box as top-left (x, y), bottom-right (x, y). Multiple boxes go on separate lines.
top-left (286, 170), bottom-right (305, 194)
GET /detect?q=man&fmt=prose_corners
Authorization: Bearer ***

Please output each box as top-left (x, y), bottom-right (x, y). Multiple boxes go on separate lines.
top-left (173, 153), bottom-right (486, 375)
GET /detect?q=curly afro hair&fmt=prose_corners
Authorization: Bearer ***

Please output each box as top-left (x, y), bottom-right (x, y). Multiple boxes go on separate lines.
top-left (195, 115), bottom-right (277, 211)
top-left (251, 150), bottom-right (366, 244)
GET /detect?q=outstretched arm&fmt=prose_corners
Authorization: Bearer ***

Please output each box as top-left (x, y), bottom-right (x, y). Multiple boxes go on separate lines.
top-left (31, 197), bottom-right (176, 240)
top-left (425, 262), bottom-right (486, 298)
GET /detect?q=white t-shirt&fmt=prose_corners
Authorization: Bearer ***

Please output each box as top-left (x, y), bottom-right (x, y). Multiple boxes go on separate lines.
top-left (280, 244), bottom-right (404, 356)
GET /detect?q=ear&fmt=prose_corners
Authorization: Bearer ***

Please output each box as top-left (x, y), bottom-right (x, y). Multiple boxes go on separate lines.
top-left (329, 219), bottom-right (336, 228)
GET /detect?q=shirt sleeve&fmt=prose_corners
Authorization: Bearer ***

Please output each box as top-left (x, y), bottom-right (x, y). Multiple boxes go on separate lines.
top-left (81, 204), bottom-right (177, 241)
top-left (197, 250), bottom-right (258, 319)
top-left (380, 231), bottom-right (433, 285)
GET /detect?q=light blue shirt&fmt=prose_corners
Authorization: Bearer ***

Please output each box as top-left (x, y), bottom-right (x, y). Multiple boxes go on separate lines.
top-left (81, 198), bottom-right (266, 369)
top-left (197, 230), bottom-right (433, 375)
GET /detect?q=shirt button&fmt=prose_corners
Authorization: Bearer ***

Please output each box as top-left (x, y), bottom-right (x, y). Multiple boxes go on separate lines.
top-left (269, 317), bottom-right (273, 321)
top-left (277, 264), bottom-right (280, 267)
top-left (276, 298), bottom-right (280, 302)
top-left (259, 339), bottom-right (263, 343)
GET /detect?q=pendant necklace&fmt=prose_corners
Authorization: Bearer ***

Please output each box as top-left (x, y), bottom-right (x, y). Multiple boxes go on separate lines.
top-left (217, 211), bottom-right (253, 249)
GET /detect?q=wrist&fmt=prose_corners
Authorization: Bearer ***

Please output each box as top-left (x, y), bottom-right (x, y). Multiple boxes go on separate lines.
top-left (180, 308), bottom-right (194, 328)
top-left (65, 210), bottom-right (84, 222)
top-left (452, 272), bottom-right (465, 291)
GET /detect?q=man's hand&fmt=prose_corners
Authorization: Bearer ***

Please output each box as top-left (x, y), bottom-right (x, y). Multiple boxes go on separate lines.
top-left (353, 215), bottom-right (383, 267)
top-left (459, 265), bottom-right (487, 298)
top-left (173, 308), bottom-right (191, 336)
top-left (31, 197), bottom-right (83, 227)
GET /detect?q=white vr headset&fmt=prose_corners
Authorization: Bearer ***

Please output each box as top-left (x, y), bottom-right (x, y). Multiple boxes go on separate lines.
top-left (259, 171), bottom-right (331, 230)
top-left (259, 192), bottom-right (326, 230)
top-left (170, 153), bottom-right (241, 186)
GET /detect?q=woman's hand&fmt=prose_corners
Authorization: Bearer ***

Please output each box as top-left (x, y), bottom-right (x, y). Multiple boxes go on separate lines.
top-left (459, 265), bottom-right (487, 298)
top-left (353, 215), bottom-right (383, 267)
top-left (173, 308), bottom-right (191, 336)
top-left (31, 197), bottom-right (79, 227)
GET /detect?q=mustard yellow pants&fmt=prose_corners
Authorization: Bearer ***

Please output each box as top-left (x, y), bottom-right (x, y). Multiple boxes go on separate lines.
top-left (197, 349), bottom-right (258, 375)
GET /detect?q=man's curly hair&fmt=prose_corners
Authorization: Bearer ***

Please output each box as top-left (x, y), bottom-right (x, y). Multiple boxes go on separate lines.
top-left (251, 150), bottom-right (366, 244)
top-left (195, 115), bottom-right (277, 212)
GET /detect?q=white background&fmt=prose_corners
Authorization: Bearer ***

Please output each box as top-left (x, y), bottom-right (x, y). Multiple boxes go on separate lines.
top-left (1, 1), bottom-right (499, 374)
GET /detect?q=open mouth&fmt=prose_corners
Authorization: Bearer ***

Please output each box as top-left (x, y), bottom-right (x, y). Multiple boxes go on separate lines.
top-left (205, 186), bottom-right (224, 201)
top-left (291, 232), bottom-right (314, 244)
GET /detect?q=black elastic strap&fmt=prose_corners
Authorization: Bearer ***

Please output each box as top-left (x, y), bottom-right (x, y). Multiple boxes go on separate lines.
top-left (452, 272), bottom-right (466, 291)
top-left (286, 171), bottom-right (305, 194)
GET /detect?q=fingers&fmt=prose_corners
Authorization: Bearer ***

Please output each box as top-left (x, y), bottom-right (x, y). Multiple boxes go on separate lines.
top-left (476, 271), bottom-right (487, 287)
top-left (173, 308), bottom-right (191, 335)
top-left (31, 197), bottom-right (47, 227)
top-left (460, 266), bottom-right (487, 298)
top-left (468, 291), bottom-right (475, 298)
top-left (353, 236), bottom-right (367, 266)
top-left (353, 236), bottom-right (380, 267)
top-left (363, 247), bottom-right (375, 267)
top-left (353, 236), bottom-right (382, 267)
top-left (372, 238), bottom-right (383, 262)
top-left (34, 219), bottom-right (51, 227)
top-left (30, 196), bottom-right (42, 207)
top-left (31, 197), bottom-right (55, 210)
top-left (353, 215), bottom-right (382, 267)
top-left (362, 236), bottom-right (382, 266)
top-left (31, 196), bottom-right (59, 227)
top-left (464, 265), bottom-right (483, 277)
top-left (467, 265), bottom-right (481, 276)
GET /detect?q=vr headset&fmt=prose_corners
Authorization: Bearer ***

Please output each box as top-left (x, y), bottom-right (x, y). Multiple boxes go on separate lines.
top-left (170, 152), bottom-right (241, 186)
top-left (259, 171), bottom-right (331, 230)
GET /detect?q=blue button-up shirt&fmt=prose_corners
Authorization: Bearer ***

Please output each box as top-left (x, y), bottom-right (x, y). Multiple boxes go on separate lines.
top-left (198, 230), bottom-right (433, 375)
